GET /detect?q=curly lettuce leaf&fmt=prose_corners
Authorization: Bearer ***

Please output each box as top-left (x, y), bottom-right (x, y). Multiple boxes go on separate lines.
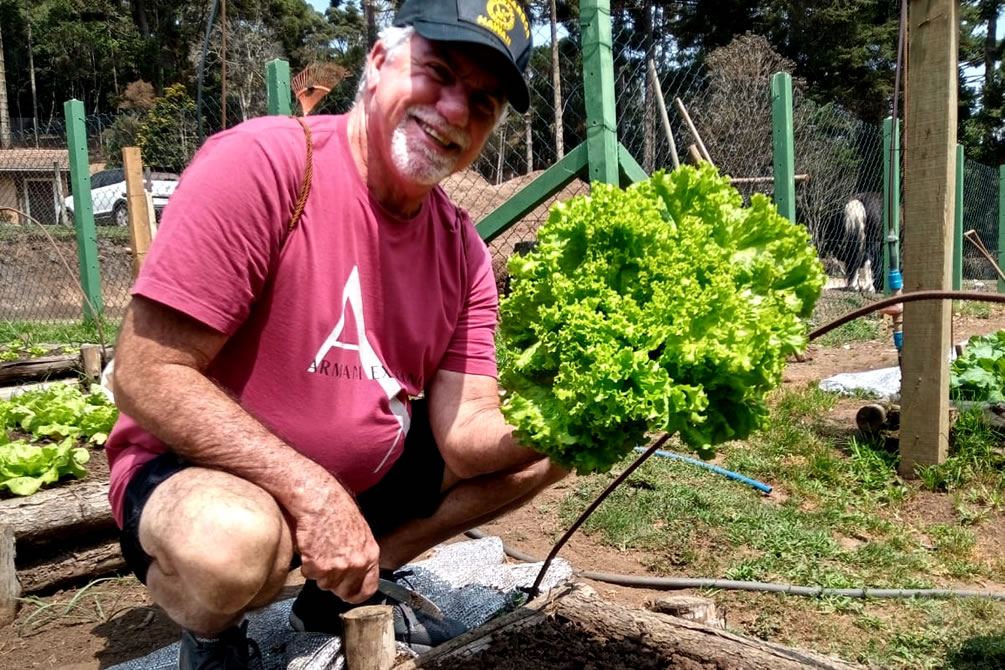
top-left (499, 165), bottom-right (825, 474)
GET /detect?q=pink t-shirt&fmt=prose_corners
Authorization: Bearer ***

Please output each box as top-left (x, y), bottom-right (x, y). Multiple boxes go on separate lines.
top-left (105, 114), bottom-right (499, 527)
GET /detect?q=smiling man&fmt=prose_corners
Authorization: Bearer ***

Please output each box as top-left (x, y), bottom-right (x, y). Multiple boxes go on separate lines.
top-left (102, 1), bottom-right (566, 669)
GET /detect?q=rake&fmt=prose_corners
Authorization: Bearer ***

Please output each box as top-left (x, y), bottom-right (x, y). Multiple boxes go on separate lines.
top-left (291, 62), bottom-right (349, 115)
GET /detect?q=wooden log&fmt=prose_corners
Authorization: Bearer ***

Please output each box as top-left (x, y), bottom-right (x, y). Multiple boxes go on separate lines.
top-left (0, 354), bottom-right (79, 385)
top-left (0, 525), bottom-right (20, 626)
top-left (17, 537), bottom-right (125, 594)
top-left (342, 605), bottom-right (395, 670)
top-left (0, 481), bottom-right (114, 550)
top-left (395, 584), bottom-right (867, 670)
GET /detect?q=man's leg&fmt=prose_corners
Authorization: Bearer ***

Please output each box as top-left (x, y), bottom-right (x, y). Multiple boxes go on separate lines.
top-left (138, 467), bottom-right (294, 636)
top-left (376, 455), bottom-right (565, 569)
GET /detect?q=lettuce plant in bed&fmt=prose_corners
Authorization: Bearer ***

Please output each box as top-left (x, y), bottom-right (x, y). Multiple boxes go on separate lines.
top-left (950, 331), bottom-right (1005, 402)
top-left (499, 165), bottom-right (825, 474)
top-left (0, 437), bottom-right (90, 496)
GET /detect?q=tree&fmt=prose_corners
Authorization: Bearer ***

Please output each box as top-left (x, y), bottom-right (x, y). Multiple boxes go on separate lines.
top-left (137, 83), bottom-right (200, 171)
top-left (960, 0), bottom-right (1004, 164)
top-left (0, 19), bottom-right (10, 148)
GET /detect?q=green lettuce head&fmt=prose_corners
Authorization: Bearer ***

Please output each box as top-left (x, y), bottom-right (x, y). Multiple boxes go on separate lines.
top-left (499, 164), bottom-right (825, 474)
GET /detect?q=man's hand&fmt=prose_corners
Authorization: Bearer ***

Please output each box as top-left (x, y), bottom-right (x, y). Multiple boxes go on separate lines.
top-left (289, 478), bottom-right (381, 604)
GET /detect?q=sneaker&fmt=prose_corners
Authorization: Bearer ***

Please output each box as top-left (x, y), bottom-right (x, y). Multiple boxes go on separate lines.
top-left (178, 619), bottom-right (264, 670)
top-left (289, 573), bottom-right (467, 652)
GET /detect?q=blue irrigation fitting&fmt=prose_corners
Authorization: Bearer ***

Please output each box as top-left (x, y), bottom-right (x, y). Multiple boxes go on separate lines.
top-left (893, 331), bottom-right (903, 351)
top-left (887, 268), bottom-right (903, 292)
top-left (633, 446), bottom-right (773, 494)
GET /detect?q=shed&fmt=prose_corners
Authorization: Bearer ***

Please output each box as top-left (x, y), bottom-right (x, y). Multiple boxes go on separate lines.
top-left (0, 149), bottom-right (71, 226)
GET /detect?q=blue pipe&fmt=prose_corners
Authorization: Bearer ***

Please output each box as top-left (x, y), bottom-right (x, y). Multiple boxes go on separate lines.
top-left (633, 446), bottom-right (773, 494)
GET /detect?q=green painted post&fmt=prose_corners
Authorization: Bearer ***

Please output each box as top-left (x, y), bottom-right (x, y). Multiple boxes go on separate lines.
top-left (63, 99), bottom-right (103, 321)
top-left (266, 59), bottom-right (292, 116)
top-left (953, 144), bottom-right (964, 291)
top-left (771, 72), bottom-right (796, 222)
top-left (999, 166), bottom-right (1005, 293)
top-left (580, 0), bottom-right (619, 185)
top-left (882, 117), bottom-right (901, 295)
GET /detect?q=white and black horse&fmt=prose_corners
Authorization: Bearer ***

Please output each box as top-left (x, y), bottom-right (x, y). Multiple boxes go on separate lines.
top-left (843, 191), bottom-right (892, 293)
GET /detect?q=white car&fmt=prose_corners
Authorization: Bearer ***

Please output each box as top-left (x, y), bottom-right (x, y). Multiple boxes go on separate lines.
top-left (63, 168), bottom-right (179, 226)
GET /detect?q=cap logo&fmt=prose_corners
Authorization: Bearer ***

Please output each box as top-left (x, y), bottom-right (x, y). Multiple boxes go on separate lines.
top-left (458, 0), bottom-right (530, 52)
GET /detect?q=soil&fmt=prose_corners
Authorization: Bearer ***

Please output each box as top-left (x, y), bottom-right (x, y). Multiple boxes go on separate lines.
top-left (427, 619), bottom-right (695, 670)
top-left (4, 302), bottom-right (1005, 669)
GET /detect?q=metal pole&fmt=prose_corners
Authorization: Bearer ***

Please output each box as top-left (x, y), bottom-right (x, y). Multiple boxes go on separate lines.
top-left (266, 60), bottom-right (292, 116)
top-left (999, 165), bottom-right (1005, 293)
top-left (953, 144), bottom-right (963, 291)
top-left (220, 0), bottom-right (227, 130)
top-left (580, 0), bottom-right (619, 185)
top-left (882, 117), bottom-right (901, 296)
top-left (64, 99), bottom-right (103, 321)
top-left (770, 72), bottom-right (796, 222)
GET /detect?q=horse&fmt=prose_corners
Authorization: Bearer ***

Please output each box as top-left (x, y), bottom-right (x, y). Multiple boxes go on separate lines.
top-left (843, 191), bottom-right (891, 293)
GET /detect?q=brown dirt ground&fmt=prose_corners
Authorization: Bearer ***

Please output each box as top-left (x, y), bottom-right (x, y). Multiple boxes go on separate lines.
top-left (4, 307), bottom-right (1005, 669)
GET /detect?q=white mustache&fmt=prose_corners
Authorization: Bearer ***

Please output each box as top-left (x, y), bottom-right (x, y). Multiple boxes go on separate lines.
top-left (407, 106), bottom-right (470, 150)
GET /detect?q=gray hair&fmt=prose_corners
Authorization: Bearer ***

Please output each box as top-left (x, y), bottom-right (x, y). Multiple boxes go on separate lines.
top-left (356, 25), bottom-right (415, 100)
top-left (355, 25), bottom-right (511, 129)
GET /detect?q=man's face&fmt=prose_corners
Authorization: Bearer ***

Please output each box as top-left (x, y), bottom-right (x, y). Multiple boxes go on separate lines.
top-left (366, 33), bottom-right (507, 188)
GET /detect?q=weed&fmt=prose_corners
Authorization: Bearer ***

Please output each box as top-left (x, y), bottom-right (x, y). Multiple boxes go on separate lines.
top-left (17, 576), bottom-right (135, 635)
top-left (815, 317), bottom-right (883, 347)
top-left (0, 319), bottom-right (120, 347)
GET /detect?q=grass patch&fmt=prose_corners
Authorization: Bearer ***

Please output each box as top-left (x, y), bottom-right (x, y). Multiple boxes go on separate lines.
top-left (0, 223), bottom-right (130, 243)
top-left (814, 317), bottom-right (884, 347)
top-left (954, 300), bottom-right (993, 319)
top-left (0, 319), bottom-right (120, 347)
top-left (557, 385), bottom-right (1005, 669)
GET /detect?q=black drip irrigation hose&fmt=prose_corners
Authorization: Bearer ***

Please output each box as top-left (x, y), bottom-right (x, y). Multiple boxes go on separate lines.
top-left (466, 528), bottom-right (1005, 602)
top-left (520, 289), bottom-right (1005, 600)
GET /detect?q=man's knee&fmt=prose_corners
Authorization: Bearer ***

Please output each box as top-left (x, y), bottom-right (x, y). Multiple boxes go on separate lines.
top-left (140, 468), bottom-right (292, 613)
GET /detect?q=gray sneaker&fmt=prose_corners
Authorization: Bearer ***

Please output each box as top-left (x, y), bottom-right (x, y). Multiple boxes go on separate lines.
top-left (289, 574), bottom-right (467, 652)
top-left (178, 620), bottom-right (263, 670)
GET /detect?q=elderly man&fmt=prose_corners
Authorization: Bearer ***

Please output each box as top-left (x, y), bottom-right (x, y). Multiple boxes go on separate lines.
top-left (104, 1), bottom-right (565, 668)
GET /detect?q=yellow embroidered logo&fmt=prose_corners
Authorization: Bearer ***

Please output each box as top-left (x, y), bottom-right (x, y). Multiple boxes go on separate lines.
top-left (475, 0), bottom-right (530, 48)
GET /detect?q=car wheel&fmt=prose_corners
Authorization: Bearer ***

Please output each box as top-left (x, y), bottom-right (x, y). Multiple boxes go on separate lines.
top-left (113, 202), bottom-right (129, 227)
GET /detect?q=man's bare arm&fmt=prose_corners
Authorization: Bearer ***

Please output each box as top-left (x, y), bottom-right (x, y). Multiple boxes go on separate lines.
top-left (113, 296), bottom-right (379, 602)
top-left (425, 369), bottom-right (562, 480)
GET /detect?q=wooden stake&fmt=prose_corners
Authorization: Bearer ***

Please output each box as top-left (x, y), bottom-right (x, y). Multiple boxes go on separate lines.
top-left (341, 605), bottom-right (395, 670)
top-left (647, 59), bottom-right (679, 170)
top-left (122, 146), bottom-right (152, 280)
top-left (687, 144), bottom-right (704, 165)
top-left (899, 0), bottom-right (958, 476)
top-left (674, 97), bottom-right (714, 166)
top-left (81, 344), bottom-right (103, 381)
top-left (0, 525), bottom-right (20, 626)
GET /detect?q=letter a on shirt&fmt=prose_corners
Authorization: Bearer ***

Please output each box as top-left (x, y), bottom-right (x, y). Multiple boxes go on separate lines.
top-left (309, 266), bottom-right (410, 473)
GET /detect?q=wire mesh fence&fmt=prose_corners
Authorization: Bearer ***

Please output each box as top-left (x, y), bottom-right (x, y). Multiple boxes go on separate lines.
top-left (2, 10), bottom-right (1003, 336)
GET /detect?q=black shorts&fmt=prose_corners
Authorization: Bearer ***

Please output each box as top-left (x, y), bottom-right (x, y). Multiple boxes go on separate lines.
top-left (119, 399), bottom-right (445, 584)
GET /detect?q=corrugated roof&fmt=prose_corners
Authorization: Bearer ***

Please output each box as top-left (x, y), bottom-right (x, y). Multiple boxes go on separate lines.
top-left (0, 149), bottom-right (71, 172)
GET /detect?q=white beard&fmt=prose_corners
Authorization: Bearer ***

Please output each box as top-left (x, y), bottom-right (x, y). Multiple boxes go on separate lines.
top-left (390, 106), bottom-right (466, 186)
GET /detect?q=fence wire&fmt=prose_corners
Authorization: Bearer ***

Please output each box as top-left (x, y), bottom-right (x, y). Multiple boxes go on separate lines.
top-left (1, 15), bottom-right (1003, 335)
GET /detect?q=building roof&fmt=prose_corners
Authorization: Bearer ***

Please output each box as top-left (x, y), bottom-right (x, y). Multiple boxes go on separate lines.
top-left (0, 148), bottom-right (71, 173)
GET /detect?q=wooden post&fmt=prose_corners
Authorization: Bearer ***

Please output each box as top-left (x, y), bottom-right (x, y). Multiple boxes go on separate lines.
top-left (122, 147), bottom-right (153, 279)
top-left (341, 605), bottom-right (395, 670)
top-left (899, 0), bottom-right (958, 477)
top-left (80, 344), bottom-right (103, 381)
top-left (0, 525), bottom-right (19, 626)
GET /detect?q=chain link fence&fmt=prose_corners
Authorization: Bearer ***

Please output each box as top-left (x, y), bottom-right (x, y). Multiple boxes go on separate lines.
top-left (2, 12), bottom-right (1003, 335)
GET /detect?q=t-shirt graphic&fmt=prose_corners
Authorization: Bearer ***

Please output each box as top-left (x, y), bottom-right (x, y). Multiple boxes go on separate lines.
top-left (309, 265), bottom-right (410, 475)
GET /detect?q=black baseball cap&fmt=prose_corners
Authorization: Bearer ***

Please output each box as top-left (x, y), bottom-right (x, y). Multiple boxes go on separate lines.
top-left (393, 0), bottom-right (532, 113)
